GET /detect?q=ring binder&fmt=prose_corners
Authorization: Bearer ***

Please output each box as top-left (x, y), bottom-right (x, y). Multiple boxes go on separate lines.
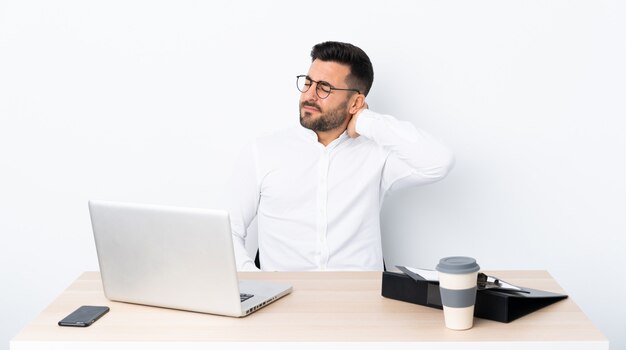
top-left (381, 271), bottom-right (568, 323)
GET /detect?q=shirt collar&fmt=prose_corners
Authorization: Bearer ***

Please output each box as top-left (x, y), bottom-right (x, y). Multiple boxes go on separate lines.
top-left (297, 125), bottom-right (350, 149)
top-left (297, 125), bottom-right (319, 142)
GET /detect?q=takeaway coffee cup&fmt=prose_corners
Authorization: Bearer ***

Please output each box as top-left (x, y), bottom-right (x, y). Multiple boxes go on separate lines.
top-left (436, 256), bottom-right (480, 330)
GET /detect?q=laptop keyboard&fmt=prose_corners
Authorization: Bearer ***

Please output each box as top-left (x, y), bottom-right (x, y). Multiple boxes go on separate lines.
top-left (240, 293), bottom-right (254, 302)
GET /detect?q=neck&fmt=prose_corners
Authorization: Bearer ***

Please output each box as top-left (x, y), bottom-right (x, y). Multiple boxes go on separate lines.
top-left (316, 127), bottom-right (347, 146)
top-left (305, 112), bottom-right (352, 146)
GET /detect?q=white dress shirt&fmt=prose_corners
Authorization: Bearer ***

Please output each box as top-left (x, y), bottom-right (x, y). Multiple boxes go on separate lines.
top-left (229, 109), bottom-right (454, 271)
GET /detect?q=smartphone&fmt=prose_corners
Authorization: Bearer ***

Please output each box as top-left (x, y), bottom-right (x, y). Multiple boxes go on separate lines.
top-left (58, 306), bottom-right (110, 327)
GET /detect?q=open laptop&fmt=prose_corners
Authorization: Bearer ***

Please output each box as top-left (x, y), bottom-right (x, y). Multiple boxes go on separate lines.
top-left (88, 200), bottom-right (292, 317)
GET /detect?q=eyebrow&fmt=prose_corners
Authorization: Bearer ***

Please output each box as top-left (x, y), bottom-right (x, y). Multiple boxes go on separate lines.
top-left (305, 75), bottom-right (336, 89)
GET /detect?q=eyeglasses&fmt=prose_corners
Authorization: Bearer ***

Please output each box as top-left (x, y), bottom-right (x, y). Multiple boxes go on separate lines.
top-left (296, 75), bottom-right (360, 99)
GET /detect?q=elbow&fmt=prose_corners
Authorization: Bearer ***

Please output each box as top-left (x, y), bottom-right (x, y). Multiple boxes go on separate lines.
top-left (421, 147), bottom-right (455, 182)
top-left (438, 148), bottom-right (455, 179)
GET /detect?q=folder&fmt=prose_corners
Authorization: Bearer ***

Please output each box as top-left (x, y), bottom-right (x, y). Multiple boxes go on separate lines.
top-left (381, 271), bottom-right (568, 323)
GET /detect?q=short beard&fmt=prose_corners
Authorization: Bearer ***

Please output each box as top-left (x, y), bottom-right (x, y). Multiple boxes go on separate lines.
top-left (299, 100), bottom-right (349, 132)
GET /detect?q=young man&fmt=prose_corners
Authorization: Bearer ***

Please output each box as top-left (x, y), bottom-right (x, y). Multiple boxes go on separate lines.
top-left (229, 41), bottom-right (454, 271)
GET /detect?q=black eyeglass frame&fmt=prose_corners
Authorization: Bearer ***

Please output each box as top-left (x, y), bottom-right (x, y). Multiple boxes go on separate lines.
top-left (296, 75), bottom-right (361, 99)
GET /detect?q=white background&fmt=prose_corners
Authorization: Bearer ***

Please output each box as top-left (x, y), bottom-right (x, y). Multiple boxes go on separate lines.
top-left (1, 0), bottom-right (624, 349)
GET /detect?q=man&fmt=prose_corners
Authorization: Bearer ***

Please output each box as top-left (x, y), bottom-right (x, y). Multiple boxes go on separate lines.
top-left (229, 41), bottom-right (454, 271)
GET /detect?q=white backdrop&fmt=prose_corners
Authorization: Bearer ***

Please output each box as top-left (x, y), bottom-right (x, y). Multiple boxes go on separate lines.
top-left (1, 0), bottom-right (625, 349)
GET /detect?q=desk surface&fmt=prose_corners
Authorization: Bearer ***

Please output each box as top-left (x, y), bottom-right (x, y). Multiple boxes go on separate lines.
top-left (11, 270), bottom-right (607, 350)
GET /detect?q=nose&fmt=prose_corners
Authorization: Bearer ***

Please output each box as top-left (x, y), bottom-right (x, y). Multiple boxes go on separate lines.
top-left (302, 82), bottom-right (320, 102)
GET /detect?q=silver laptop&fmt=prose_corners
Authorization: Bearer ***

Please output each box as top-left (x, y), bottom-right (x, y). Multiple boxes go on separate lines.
top-left (88, 200), bottom-right (292, 317)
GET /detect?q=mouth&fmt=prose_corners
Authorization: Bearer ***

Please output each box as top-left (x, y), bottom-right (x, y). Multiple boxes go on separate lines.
top-left (301, 102), bottom-right (321, 113)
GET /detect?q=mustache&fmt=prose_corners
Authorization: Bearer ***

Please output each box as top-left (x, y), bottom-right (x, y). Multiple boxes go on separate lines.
top-left (301, 101), bottom-right (321, 111)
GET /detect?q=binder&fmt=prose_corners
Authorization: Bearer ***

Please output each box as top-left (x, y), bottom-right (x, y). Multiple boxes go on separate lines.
top-left (381, 271), bottom-right (568, 323)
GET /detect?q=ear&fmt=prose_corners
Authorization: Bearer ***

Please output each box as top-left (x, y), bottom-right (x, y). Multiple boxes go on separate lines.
top-left (348, 94), bottom-right (366, 115)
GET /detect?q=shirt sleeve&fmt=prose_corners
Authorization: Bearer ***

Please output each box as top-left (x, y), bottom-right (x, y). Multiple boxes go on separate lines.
top-left (354, 109), bottom-right (455, 194)
top-left (228, 142), bottom-right (262, 271)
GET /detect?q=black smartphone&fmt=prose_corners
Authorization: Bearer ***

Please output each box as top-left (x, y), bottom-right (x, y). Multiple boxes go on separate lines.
top-left (58, 306), bottom-right (110, 327)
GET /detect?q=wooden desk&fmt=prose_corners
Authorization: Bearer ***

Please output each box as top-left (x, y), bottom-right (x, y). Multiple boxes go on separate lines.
top-left (11, 271), bottom-right (607, 349)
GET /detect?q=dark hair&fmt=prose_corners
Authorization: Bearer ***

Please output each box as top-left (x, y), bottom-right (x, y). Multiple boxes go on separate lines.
top-left (310, 41), bottom-right (374, 96)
